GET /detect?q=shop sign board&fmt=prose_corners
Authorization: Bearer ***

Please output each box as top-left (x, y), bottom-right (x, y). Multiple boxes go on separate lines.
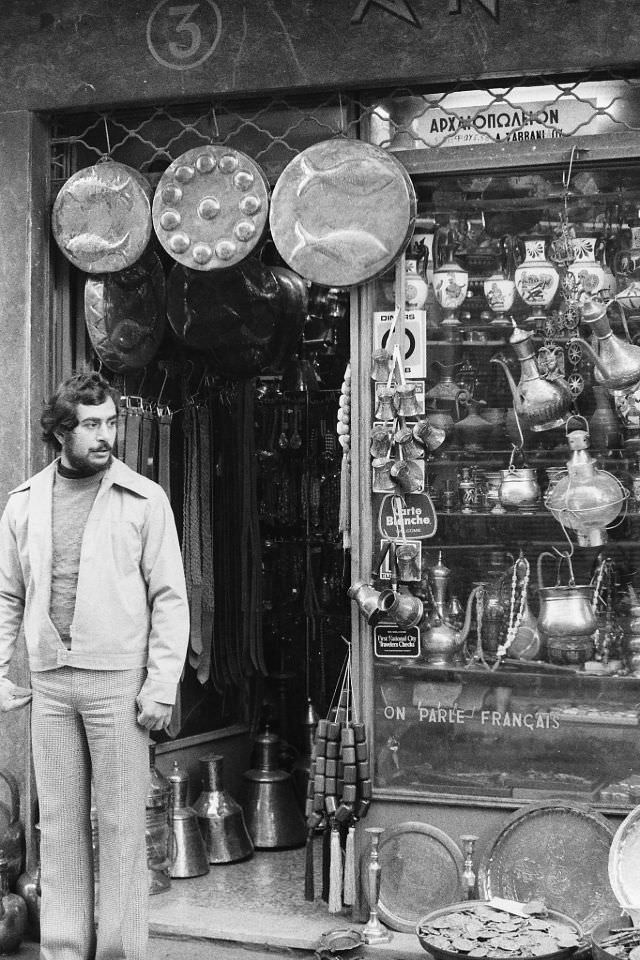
top-left (374, 624), bottom-right (421, 659)
top-left (411, 98), bottom-right (598, 148)
top-left (378, 493), bottom-right (437, 539)
top-left (373, 310), bottom-right (426, 379)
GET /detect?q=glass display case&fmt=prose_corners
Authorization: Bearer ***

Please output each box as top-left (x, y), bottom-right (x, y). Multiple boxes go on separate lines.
top-left (363, 158), bottom-right (640, 813)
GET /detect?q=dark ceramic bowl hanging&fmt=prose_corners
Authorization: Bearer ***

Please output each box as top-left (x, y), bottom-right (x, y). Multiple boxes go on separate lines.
top-left (269, 138), bottom-right (416, 288)
top-left (152, 145), bottom-right (270, 272)
top-left (84, 248), bottom-right (166, 373)
top-left (52, 161), bottom-right (153, 273)
top-left (166, 258), bottom-right (302, 378)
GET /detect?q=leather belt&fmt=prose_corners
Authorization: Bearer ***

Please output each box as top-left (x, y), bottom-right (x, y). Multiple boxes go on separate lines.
top-left (139, 404), bottom-right (157, 479)
top-left (123, 401), bottom-right (143, 471)
top-left (157, 409), bottom-right (173, 501)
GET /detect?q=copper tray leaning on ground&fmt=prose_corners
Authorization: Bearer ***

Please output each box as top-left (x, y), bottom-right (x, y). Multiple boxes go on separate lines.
top-left (52, 161), bottom-right (152, 273)
top-left (269, 138), bottom-right (416, 288)
top-left (416, 900), bottom-right (584, 960)
top-left (478, 801), bottom-right (619, 933)
top-left (360, 821), bottom-right (464, 933)
top-left (152, 145), bottom-right (270, 271)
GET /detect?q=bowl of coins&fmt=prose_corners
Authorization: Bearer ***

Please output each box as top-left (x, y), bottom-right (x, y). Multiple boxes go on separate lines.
top-left (416, 900), bottom-right (584, 960)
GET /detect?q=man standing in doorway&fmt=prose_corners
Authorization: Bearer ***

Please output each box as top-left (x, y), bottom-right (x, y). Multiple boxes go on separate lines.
top-left (0, 371), bottom-right (189, 960)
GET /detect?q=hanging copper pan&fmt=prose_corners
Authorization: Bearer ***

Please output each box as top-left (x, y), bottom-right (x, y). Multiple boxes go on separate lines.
top-left (52, 161), bottom-right (152, 273)
top-left (84, 248), bottom-right (166, 373)
top-left (269, 138), bottom-right (416, 288)
top-left (152, 145), bottom-right (270, 272)
top-left (166, 259), bottom-right (300, 378)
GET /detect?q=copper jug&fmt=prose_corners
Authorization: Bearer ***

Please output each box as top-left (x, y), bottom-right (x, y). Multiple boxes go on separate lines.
top-left (146, 742), bottom-right (172, 894)
top-left (167, 761), bottom-right (209, 879)
top-left (241, 729), bottom-right (306, 849)
top-left (15, 824), bottom-right (40, 941)
top-left (491, 324), bottom-right (572, 431)
top-left (0, 770), bottom-right (25, 888)
top-left (536, 551), bottom-right (597, 638)
top-left (193, 756), bottom-right (254, 864)
top-left (0, 857), bottom-right (26, 954)
top-left (573, 298), bottom-right (640, 392)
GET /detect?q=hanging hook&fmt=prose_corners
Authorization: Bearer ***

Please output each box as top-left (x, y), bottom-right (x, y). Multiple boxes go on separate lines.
top-left (562, 145), bottom-right (578, 192)
top-left (157, 367), bottom-right (169, 408)
top-left (103, 114), bottom-right (112, 159)
top-left (209, 106), bottom-right (219, 142)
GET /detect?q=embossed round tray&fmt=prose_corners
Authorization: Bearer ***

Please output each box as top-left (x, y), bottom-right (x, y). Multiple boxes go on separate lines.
top-left (360, 821), bottom-right (464, 933)
top-left (608, 804), bottom-right (640, 924)
top-left (269, 138), bottom-right (416, 288)
top-left (478, 801), bottom-right (618, 933)
top-left (152, 145), bottom-right (270, 271)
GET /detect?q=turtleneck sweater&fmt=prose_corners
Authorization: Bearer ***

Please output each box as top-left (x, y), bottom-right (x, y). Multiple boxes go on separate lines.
top-left (50, 468), bottom-right (105, 647)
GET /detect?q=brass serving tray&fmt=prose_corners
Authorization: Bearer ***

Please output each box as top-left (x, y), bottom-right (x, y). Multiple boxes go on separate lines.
top-left (608, 805), bottom-right (640, 925)
top-left (361, 821), bottom-right (464, 933)
top-left (478, 801), bottom-right (618, 933)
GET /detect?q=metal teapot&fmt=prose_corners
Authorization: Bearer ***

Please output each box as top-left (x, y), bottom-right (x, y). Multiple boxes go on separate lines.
top-left (421, 552), bottom-right (483, 666)
top-left (571, 298), bottom-right (640, 392)
top-left (491, 324), bottom-right (572, 431)
top-left (536, 551), bottom-right (597, 638)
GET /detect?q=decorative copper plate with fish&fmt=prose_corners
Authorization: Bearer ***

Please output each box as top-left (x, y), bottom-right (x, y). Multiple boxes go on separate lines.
top-left (152, 145), bottom-right (270, 271)
top-left (52, 161), bottom-right (152, 273)
top-left (269, 139), bottom-right (416, 288)
top-left (84, 249), bottom-right (166, 372)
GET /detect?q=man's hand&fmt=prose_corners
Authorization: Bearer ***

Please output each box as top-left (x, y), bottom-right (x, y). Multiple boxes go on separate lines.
top-left (135, 693), bottom-right (173, 732)
top-left (0, 678), bottom-right (31, 713)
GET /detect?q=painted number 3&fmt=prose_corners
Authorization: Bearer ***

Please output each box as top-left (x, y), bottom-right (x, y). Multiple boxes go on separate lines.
top-left (147, 0), bottom-right (222, 71)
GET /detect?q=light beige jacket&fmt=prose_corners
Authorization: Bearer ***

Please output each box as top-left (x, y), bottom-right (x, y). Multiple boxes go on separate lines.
top-left (0, 457), bottom-right (189, 704)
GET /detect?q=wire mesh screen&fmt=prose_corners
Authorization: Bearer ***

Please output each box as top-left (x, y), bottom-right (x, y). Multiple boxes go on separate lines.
top-left (50, 72), bottom-right (640, 187)
top-left (50, 94), bottom-right (355, 191)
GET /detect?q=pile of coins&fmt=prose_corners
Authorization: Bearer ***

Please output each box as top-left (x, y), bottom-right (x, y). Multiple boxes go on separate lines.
top-left (417, 903), bottom-right (582, 959)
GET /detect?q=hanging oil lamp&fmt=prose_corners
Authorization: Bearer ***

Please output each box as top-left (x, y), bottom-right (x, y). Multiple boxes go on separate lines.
top-left (545, 416), bottom-right (628, 546)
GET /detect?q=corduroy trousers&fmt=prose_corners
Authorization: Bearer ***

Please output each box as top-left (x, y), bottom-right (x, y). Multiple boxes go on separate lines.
top-left (31, 667), bottom-right (150, 960)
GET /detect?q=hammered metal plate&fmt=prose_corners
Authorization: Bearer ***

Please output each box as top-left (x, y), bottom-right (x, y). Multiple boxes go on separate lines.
top-left (478, 802), bottom-right (618, 933)
top-left (52, 161), bottom-right (152, 273)
top-left (269, 139), bottom-right (416, 288)
top-left (84, 249), bottom-right (166, 373)
top-left (152, 145), bottom-right (269, 271)
top-left (608, 805), bottom-right (640, 917)
top-left (360, 821), bottom-right (464, 933)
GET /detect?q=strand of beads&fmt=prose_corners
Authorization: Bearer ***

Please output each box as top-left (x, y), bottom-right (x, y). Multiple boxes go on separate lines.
top-left (494, 557), bottom-right (530, 665)
top-left (337, 363), bottom-right (351, 549)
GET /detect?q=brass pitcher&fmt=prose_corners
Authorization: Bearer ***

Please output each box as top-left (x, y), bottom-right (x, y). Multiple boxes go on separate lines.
top-left (15, 824), bottom-right (40, 941)
top-left (491, 324), bottom-right (572, 431)
top-left (167, 761), bottom-right (209, 879)
top-left (420, 552), bottom-right (484, 666)
top-left (193, 756), bottom-right (254, 865)
top-left (536, 551), bottom-right (597, 638)
top-left (572, 298), bottom-right (640, 392)
top-left (146, 742), bottom-right (172, 894)
top-left (241, 730), bottom-right (306, 849)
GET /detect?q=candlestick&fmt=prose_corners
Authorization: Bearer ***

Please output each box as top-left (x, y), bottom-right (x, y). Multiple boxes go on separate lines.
top-left (362, 827), bottom-right (392, 944)
top-left (460, 834), bottom-right (478, 899)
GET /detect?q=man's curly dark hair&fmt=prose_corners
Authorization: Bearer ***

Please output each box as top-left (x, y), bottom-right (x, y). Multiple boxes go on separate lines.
top-left (41, 372), bottom-right (119, 448)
